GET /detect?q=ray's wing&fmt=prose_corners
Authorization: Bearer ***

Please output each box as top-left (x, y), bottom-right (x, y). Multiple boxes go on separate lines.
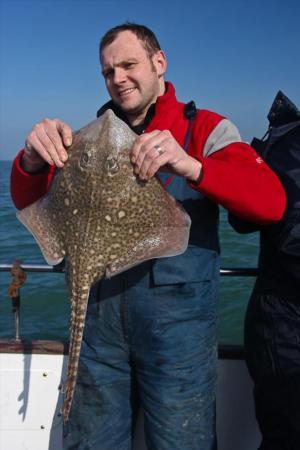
top-left (106, 210), bottom-right (191, 277)
top-left (101, 171), bottom-right (191, 278)
top-left (17, 196), bottom-right (65, 266)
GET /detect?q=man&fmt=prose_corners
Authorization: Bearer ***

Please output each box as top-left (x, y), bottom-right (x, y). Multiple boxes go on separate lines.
top-left (11, 23), bottom-right (286, 450)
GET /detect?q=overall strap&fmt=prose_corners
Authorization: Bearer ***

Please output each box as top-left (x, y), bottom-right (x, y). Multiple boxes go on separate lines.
top-left (183, 101), bottom-right (197, 151)
top-left (163, 100), bottom-right (197, 187)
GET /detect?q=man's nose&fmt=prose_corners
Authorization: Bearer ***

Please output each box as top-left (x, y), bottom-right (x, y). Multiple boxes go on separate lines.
top-left (113, 67), bottom-right (126, 84)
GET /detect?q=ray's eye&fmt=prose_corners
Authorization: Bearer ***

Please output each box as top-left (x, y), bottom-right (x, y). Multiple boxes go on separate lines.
top-left (80, 143), bottom-right (95, 168)
top-left (80, 150), bottom-right (91, 168)
top-left (106, 157), bottom-right (119, 174)
top-left (81, 152), bottom-right (90, 165)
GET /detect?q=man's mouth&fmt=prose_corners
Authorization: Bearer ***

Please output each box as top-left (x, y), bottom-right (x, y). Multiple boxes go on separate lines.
top-left (119, 87), bottom-right (137, 98)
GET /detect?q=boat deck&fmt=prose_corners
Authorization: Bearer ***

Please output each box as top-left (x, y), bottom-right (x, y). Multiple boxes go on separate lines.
top-left (0, 340), bottom-right (261, 450)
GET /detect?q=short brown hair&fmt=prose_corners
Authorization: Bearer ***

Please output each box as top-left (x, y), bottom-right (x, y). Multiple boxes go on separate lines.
top-left (99, 23), bottom-right (161, 59)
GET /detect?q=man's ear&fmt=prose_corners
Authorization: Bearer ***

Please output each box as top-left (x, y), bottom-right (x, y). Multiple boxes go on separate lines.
top-left (153, 50), bottom-right (167, 76)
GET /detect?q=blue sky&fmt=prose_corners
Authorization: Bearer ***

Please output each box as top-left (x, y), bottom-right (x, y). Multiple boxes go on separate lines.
top-left (1, 0), bottom-right (299, 160)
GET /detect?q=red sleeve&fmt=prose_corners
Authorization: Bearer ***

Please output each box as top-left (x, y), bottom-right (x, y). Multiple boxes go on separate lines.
top-left (192, 142), bottom-right (286, 224)
top-left (10, 149), bottom-right (56, 210)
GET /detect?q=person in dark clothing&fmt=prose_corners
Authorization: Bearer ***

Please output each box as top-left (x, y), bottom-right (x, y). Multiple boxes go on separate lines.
top-left (230, 91), bottom-right (300, 450)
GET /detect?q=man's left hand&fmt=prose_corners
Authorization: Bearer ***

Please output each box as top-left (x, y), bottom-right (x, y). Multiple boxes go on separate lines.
top-left (130, 130), bottom-right (202, 183)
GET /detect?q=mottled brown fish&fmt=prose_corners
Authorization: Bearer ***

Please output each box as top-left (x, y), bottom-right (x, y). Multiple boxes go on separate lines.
top-left (16, 109), bottom-right (191, 422)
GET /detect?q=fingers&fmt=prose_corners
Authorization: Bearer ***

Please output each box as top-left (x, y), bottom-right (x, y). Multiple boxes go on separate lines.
top-left (56, 119), bottom-right (73, 148)
top-left (131, 130), bottom-right (167, 179)
top-left (142, 146), bottom-right (170, 180)
top-left (25, 118), bottom-right (73, 168)
top-left (131, 130), bottom-right (178, 180)
top-left (131, 130), bottom-right (160, 163)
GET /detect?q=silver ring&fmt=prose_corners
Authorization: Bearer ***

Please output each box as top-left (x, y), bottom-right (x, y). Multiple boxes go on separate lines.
top-left (154, 144), bottom-right (165, 156)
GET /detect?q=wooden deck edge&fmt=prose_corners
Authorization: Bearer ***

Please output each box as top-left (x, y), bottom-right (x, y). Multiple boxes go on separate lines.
top-left (0, 339), bottom-right (69, 355)
top-left (0, 339), bottom-right (244, 359)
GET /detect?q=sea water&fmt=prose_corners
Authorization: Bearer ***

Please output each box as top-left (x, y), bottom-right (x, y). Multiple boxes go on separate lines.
top-left (0, 160), bottom-right (259, 344)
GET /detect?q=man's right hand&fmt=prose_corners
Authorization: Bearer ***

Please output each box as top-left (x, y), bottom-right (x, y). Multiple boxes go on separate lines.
top-left (22, 118), bottom-right (73, 173)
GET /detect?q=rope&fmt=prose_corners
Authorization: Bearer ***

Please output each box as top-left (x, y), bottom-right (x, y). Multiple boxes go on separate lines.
top-left (8, 260), bottom-right (27, 306)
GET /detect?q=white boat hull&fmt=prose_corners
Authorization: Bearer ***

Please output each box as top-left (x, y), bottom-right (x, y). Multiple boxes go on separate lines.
top-left (0, 343), bottom-right (261, 450)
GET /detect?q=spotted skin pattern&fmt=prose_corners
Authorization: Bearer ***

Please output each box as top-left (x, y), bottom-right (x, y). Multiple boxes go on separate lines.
top-left (16, 110), bottom-right (191, 422)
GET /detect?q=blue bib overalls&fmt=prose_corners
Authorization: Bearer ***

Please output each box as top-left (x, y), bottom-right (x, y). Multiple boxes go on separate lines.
top-left (64, 114), bottom-right (220, 450)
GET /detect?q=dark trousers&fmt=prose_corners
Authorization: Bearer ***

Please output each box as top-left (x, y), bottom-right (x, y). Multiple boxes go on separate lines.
top-left (244, 286), bottom-right (300, 450)
top-left (63, 259), bottom-right (219, 450)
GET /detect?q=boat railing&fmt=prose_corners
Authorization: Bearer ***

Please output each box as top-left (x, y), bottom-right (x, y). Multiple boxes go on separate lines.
top-left (0, 263), bottom-right (259, 275)
top-left (0, 263), bottom-right (258, 357)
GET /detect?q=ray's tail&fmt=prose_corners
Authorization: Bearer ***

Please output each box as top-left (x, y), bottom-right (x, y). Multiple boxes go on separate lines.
top-left (61, 283), bottom-right (90, 422)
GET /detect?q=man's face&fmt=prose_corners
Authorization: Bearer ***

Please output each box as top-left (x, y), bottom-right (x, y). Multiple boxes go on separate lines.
top-left (101, 30), bottom-right (166, 125)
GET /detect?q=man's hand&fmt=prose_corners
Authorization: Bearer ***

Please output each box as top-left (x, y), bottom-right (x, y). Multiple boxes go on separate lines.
top-left (22, 118), bottom-right (73, 173)
top-left (130, 130), bottom-right (202, 183)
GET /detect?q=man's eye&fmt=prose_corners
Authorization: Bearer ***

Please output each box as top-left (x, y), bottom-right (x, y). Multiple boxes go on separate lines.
top-left (103, 69), bottom-right (113, 78)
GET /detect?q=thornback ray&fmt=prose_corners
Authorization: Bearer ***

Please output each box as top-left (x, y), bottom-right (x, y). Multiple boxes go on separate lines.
top-left (16, 109), bottom-right (191, 422)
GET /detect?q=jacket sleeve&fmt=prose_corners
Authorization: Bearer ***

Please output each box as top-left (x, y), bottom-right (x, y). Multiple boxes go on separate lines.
top-left (10, 149), bottom-right (56, 210)
top-left (188, 115), bottom-right (287, 225)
